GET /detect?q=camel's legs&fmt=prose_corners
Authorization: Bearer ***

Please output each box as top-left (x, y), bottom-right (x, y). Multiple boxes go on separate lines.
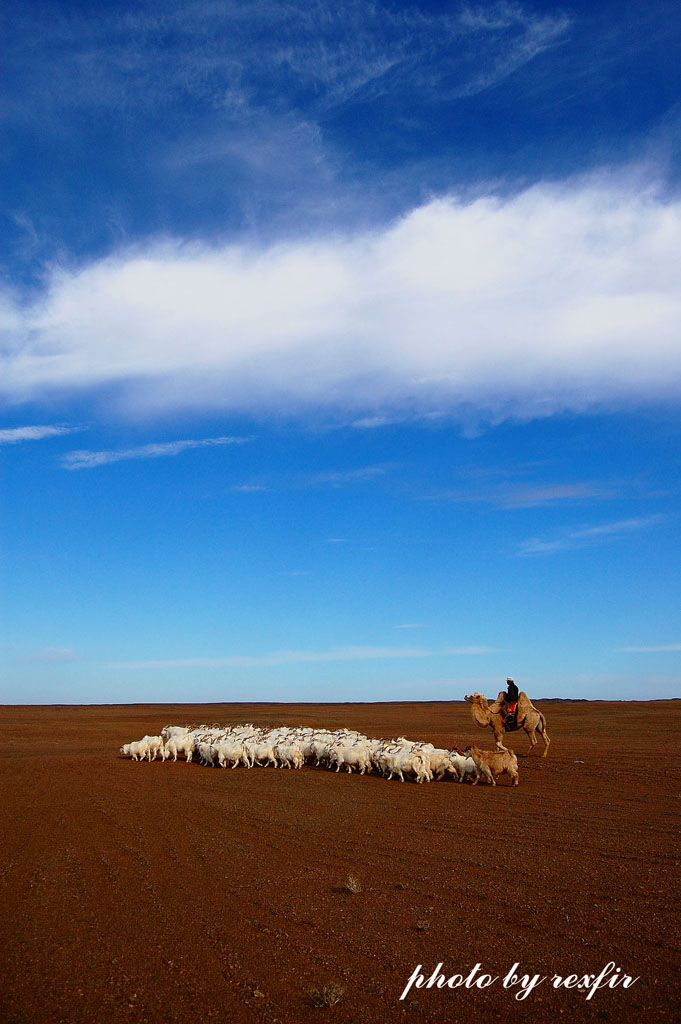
top-left (525, 726), bottom-right (537, 755)
top-left (494, 726), bottom-right (510, 753)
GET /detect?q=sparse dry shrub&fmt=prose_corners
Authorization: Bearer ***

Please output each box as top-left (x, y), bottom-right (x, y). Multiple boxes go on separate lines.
top-left (311, 982), bottom-right (344, 1008)
top-left (343, 874), bottom-right (362, 894)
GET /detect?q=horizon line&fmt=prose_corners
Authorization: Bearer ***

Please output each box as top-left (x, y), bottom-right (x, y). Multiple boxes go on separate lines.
top-left (2, 696), bottom-right (679, 708)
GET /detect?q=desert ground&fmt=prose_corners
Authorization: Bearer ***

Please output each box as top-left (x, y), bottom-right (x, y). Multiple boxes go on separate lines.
top-left (1, 699), bottom-right (680, 1024)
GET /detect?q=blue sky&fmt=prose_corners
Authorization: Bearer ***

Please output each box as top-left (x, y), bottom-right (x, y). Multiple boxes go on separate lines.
top-left (1, 0), bottom-right (680, 702)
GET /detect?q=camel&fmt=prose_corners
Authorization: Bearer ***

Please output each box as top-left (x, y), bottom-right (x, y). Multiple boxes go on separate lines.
top-left (464, 691), bottom-right (550, 757)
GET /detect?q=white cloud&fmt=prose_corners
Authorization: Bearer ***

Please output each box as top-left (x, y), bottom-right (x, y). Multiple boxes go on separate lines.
top-left (106, 644), bottom-right (492, 669)
top-left (518, 514), bottom-right (665, 555)
top-left (0, 424), bottom-right (79, 444)
top-left (3, 177), bottom-right (681, 422)
top-left (62, 435), bottom-right (251, 469)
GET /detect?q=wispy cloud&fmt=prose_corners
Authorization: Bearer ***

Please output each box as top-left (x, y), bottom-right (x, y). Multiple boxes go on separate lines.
top-left (351, 415), bottom-right (405, 430)
top-left (5, 177), bottom-right (681, 423)
top-left (501, 483), bottom-right (613, 508)
top-left (0, 425), bottom-right (79, 444)
top-left (424, 480), bottom-right (612, 507)
top-left (310, 466), bottom-right (389, 487)
top-left (618, 643), bottom-right (681, 653)
top-left (2, 1), bottom-right (573, 277)
top-left (62, 435), bottom-right (252, 470)
top-left (106, 644), bottom-right (493, 669)
top-left (518, 515), bottom-right (666, 556)
top-left (4, 2), bottom-right (569, 125)
top-left (21, 646), bottom-right (78, 664)
top-left (393, 623), bottom-right (425, 630)
top-left (229, 467), bottom-right (387, 495)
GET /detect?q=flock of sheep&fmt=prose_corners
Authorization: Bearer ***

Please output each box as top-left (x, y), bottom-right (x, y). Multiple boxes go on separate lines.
top-left (119, 723), bottom-right (519, 785)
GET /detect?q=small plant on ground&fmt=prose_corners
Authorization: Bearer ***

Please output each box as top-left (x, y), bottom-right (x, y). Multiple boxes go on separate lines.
top-left (311, 982), bottom-right (344, 1008)
top-left (343, 873), bottom-right (362, 894)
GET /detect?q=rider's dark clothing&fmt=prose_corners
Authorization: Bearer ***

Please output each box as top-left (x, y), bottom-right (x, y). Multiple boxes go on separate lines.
top-left (506, 680), bottom-right (519, 705)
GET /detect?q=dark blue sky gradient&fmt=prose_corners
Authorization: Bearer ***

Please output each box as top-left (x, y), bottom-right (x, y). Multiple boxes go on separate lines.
top-left (3, 0), bottom-right (681, 282)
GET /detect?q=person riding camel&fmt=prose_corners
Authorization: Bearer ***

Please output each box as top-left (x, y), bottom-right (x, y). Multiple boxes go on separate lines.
top-left (502, 677), bottom-right (520, 725)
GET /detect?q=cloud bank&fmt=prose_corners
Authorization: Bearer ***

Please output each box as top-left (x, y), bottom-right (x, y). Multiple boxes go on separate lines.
top-left (3, 177), bottom-right (681, 423)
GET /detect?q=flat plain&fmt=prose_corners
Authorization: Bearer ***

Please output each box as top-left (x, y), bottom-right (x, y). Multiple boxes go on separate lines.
top-left (1, 699), bottom-right (679, 1024)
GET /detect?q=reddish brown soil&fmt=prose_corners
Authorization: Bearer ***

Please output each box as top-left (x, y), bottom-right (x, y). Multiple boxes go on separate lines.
top-left (1, 700), bottom-right (680, 1024)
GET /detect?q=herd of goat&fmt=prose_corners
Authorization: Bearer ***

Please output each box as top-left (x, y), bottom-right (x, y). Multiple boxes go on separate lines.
top-left (119, 723), bottom-right (520, 785)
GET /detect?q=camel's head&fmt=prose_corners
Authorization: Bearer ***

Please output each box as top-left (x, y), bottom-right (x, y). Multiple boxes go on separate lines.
top-left (464, 691), bottom-right (487, 706)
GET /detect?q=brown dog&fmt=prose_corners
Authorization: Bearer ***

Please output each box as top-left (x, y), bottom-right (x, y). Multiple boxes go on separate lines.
top-left (463, 745), bottom-right (519, 786)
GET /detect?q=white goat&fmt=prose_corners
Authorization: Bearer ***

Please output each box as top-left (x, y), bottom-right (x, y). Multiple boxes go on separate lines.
top-left (448, 750), bottom-right (479, 782)
top-left (165, 734), bottom-right (195, 762)
top-left (196, 740), bottom-right (217, 767)
top-left (244, 740), bottom-right (278, 768)
top-left (426, 747), bottom-right (458, 780)
top-left (328, 742), bottom-right (372, 774)
top-left (274, 742), bottom-right (304, 769)
top-left (216, 740), bottom-right (251, 769)
top-left (120, 739), bottom-right (150, 761)
top-left (141, 735), bottom-right (164, 761)
top-left (378, 748), bottom-right (431, 783)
